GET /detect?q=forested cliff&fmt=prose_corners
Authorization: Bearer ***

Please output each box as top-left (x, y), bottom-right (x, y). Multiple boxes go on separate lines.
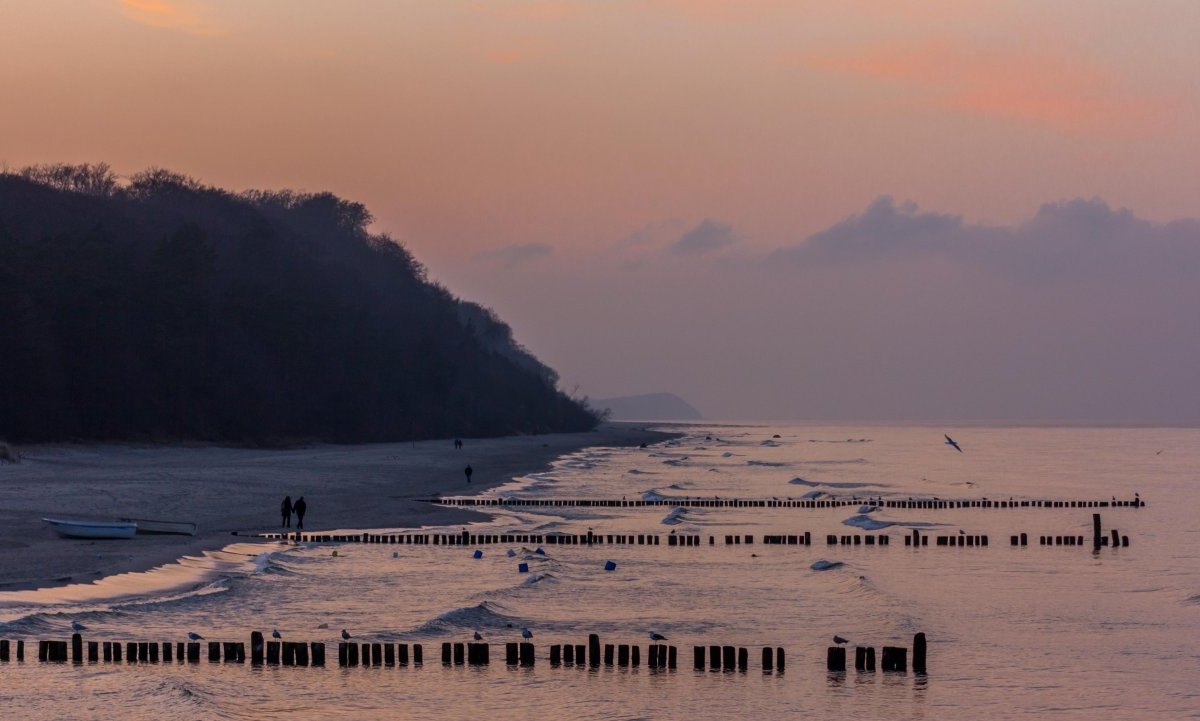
top-left (0, 164), bottom-right (600, 443)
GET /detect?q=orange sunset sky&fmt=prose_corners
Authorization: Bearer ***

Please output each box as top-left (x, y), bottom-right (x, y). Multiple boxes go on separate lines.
top-left (3, 1), bottom-right (1199, 421)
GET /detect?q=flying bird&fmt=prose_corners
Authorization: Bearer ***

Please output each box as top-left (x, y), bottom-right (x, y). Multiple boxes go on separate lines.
top-left (272, 629), bottom-right (282, 639)
top-left (187, 632), bottom-right (204, 641)
top-left (521, 628), bottom-right (533, 640)
top-left (341, 629), bottom-right (351, 640)
top-left (71, 621), bottom-right (86, 632)
top-left (648, 632), bottom-right (668, 641)
top-left (944, 434), bottom-right (963, 453)
top-left (833, 635), bottom-right (848, 645)
top-left (473, 631), bottom-right (483, 641)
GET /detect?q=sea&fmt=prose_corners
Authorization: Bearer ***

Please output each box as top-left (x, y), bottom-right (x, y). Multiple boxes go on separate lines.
top-left (0, 424), bottom-right (1197, 720)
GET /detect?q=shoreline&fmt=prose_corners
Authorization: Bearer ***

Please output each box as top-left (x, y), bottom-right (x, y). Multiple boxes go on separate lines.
top-left (0, 423), bottom-right (676, 594)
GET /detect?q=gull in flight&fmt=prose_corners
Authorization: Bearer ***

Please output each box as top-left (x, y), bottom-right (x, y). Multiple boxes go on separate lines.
top-left (648, 632), bottom-right (668, 641)
top-left (187, 632), bottom-right (204, 641)
top-left (944, 434), bottom-right (963, 453)
top-left (71, 621), bottom-right (87, 632)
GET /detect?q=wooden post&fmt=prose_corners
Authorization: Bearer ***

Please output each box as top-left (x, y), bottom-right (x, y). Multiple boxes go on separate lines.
top-left (88, 641), bottom-right (99, 663)
top-left (737, 647), bottom-right (748, 671)
top-left (722, 645), bottom-right (735, 670)
top-left (360, 643), bottom-right (370, 666)
top-left (776, 647), bottom-right (785, 671)
top-left (762, 647), bottom-right (773, 671)
top-left (550, 644), bottom-right (561, 665)
top-left (148, 643), bottom-right (159, 663)
top-left (38, 640), bottom-right (48, 662)
top-left (604, 644), bottom-right (614, 666)
top-left (414, 643), bottom-right (424, 665)
top-left (648, 644), bottom-right (659, 668)
top-left (267, 640), bottom-right (281, 665)
top-left (294, 642), bottom-right (307, 666)
top-left (855, 646), bottom-right (867, 671)
top-left (709, 645), bottom-right (720, 670)
top-left (101, 641), bottom-right (110, 662)
top-left (176, 642), bottom-right (184, 661)
top-left (632, 644), bottom-right (640, 667)
top-left (126, 642), bottom-right (137, 662)
top-left (187, 642), bottom-right (200, 663)
top-left (519, 642), bottom-right (534, 666)
top-left (618, 644), bottom-right (629, 667)
top-left (384, 643), bottom-right (395, 666)
top-left (208, 642), bottom-right (220, 663)
top-left (589, 634), bottom-right (601, 667)
top-left (162, 642), bottom-right (172, 663)
top-left (882, 646), bottom-right (907, 672)
top-left (397, 643), bottom-right (409, 665)
top-left (827, 646), bottom-right (846, 671)
top-left (694, 646), bottom-right (705, 670)
top-left (0, 639), bottom-right (8, 662)
top-left (668, 645), bottom-right (677, 669)
top-left (506, 642), bottom-right (518, 665)
top-left (348, 642), bottom-right (360, 667)
top-left (224, 642), bottom-right (238, 663)
top-left (1093, 513), bottom-right (1102, 551)
top-left (312, 642), bottom-right (325, 667)
top-left (563, 644), bottom-right (574, 664)
top-left (575, 644), bottom-right (585, 664)
top-left (251, 632), bottom-right (264, 665)
top-left (913, 633), bottom-right (927, 674)
top-left (452, 642), bottom-right (463, 665)
top-left (16, 640), bottom-right (24, 661)
top-left (72, 633), bottom-right (83, 664)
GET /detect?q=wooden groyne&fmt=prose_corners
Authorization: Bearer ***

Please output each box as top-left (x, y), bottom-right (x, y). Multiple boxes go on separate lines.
top-left (0, 632), bottom-right (929, 675)
top-left (262, 526), bottom-right (1130, 549)
top-left (419, 496), bottom-right (1144, 510)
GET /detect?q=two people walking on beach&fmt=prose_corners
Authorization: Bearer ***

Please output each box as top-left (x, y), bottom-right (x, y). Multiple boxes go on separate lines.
top-left (281, 495), bottom-right (307, 529)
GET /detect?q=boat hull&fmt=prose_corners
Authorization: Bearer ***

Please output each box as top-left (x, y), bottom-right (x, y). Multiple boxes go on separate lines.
top-left (42, 518), bottom-right (137, 539)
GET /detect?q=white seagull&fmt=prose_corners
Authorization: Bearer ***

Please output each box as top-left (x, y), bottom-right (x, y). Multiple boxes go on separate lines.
top-left (944, 434), bottom-right (963, 453)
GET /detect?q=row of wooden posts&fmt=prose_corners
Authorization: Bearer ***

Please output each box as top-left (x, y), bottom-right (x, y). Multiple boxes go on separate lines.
top-left (3, 633), bottom-right (927, 674)
top-left (421, 496), bottom-right (1143, 510)
top-left (264, 528), bottom-right (1128, 549)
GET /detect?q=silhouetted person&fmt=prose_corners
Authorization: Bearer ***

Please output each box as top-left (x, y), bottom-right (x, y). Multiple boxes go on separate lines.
top-left (294, 496), bottom-right (307, 530)
top-left (454, 438), bottom-right (463, 450)
top-left (464, 464), bottom-right (473, 483)
top-left (281, 495), bottom-right (292, 528)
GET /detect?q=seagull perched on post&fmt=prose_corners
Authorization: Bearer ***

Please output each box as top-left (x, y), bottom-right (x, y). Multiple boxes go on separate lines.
top-left (71, 621), bottom-right (87, 632)
top-left (341, 629), bottom-right (351, 640)
top-left (833, 635), bottom-right (849, 645)
top-left (944, 434), bottom-right (963, 453)
top-left (521, 628), bottom-right (533, 640)
top-left (272, 629), bottom-right (282, 639)
top-left (648, 632), bottom-right (668, 642)
top-left (187, 632), bottom-right (204, 641)
top-left (473, 631), bottom-right (483, 641)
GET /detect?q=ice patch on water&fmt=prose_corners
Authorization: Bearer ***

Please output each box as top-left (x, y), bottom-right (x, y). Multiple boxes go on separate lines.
top-left (748, 460), bottom-right (786, 467)
top-left (801, 491), bottom-right (824, 499)
top-left (789, 477), bottom-right (817, 486)
top-left (642, 490), bottom-right (667, 502)
top-left (811, 560), bottom-right (843, 571)
top-left (842, 515), bottom-right (892, 531)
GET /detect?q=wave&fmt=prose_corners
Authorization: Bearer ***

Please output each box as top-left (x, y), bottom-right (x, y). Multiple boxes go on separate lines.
top-left (642, 490), bottom-right (667, 502)
top-left (747, 460), bottom-right (786, 467)
top-left (627, 469), bottom-right (655, 475)
top-left (408, 600), bottom-right (523, 636)
top-left (811, 560), bottom-right (844, 571)
top-left (661, 508), bottom-right (689, 525)
top-left (841, 515), bottom-right (942, 531)
top-left (789, 477), bottom-right (817, 486)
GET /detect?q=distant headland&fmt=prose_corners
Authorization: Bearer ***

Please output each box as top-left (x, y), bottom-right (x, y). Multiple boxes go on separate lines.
top-left (0, 164), bottom-right (600, 444)
top-left (594, 393), bottom-right (702, 421)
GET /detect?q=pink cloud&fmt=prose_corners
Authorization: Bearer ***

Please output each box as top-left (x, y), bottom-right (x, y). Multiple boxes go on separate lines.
top-left (117, 0), bottom-right (222, 36)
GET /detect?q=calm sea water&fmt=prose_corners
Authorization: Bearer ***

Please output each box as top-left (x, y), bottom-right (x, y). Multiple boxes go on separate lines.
top-left (1, 424), bottom-right (1197, 720)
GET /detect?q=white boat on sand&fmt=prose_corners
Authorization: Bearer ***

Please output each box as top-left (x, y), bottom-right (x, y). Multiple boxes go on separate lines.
top-left (120, 518), bottom-right (197, 536)
top-left (42, 518), bottom-right (137, 540)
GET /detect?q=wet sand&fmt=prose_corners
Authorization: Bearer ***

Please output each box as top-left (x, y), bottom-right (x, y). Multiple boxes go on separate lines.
top-left (0, 423), bottom-right (670, 591)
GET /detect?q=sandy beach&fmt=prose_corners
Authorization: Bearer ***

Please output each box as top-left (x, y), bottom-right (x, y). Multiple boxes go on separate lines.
top-left (0, 423), bottom-right (671, 592)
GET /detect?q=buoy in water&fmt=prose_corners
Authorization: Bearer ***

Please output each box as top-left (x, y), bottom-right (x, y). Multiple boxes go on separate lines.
top-left (604, 560), bottom-right (617, 571)
top-left (332, 550), bottom-right (339, 557)
top-left (473, 549), bottom-right (483, 559)
top-left (517, 562), bottom-right (529, 573)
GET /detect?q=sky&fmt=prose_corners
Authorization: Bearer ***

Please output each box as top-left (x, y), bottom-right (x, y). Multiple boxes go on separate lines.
top-left (2, 1), bottom-right (1199, 422)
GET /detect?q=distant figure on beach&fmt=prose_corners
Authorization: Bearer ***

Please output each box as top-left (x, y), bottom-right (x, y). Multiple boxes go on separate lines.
top-left (454, 438), bottom-right (463, 450)
top-left (281, 495), bottom-right (293, 528)
top-left (294, 496), bottom-right (307, 530)
top-left (464, 464), bottom-right (473, 483)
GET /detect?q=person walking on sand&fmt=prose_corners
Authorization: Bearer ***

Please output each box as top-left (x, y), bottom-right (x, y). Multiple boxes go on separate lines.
top-left (294, 496), bottom-right (307, 530)
top-left (281, 495), bottom-right (293, 528)
top-left (464, 464), bottom-right (473, 483)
